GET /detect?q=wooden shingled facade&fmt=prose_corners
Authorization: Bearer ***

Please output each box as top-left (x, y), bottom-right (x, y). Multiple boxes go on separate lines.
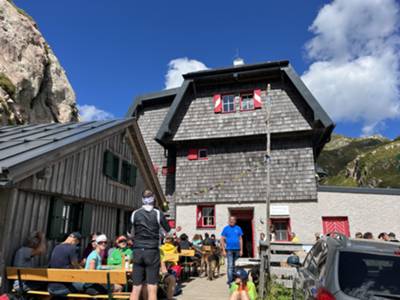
top-left (130, 60), bottom-right (334, 218)
top-left (0, 120), bottom-right (164, 291)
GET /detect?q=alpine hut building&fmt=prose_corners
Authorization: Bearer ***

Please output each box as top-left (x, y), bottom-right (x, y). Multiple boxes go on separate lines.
top-left (129, 60), bottom-right (335, 257)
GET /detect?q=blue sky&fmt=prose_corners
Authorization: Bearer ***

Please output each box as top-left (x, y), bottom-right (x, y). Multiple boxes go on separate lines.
top-left (14, 0), bottom-right (400, 139)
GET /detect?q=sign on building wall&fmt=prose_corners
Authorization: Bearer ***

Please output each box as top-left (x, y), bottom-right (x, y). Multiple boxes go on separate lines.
top-left (271, 205), bottom-right (289, 216)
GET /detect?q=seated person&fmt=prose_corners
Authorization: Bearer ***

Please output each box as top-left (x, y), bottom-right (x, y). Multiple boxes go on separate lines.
top-left (178, 234), bottom-right (192, 251)
top-left (202, 233), bottom-right (215, 247)
top-left (107, 235), bottom-right (132, 268)
top-left (229, 269), bottom-right (258, 300)
top-left (85, 234), bottom-right (120, 294)
top-left (81, 232), bottom-right (108, 265)
top-left (160, 260), bottom-right (177, 300)
top-left (13, 231), bottom-right (46, 291)
top-left (160, 236), bottom-right (178, 266)
top-left (48, 232), bottom-right (82, 296)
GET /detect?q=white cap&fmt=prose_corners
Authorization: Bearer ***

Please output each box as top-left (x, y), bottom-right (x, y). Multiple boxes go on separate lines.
top-left (96, 234), bottom-right (107, 243)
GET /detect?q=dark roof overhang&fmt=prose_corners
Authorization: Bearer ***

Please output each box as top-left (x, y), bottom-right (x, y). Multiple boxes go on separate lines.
top-left (126, 88), bottom-right (179, 118)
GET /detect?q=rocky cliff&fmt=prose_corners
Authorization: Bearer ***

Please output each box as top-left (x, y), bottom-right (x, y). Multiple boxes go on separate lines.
top-left (0, 0), bottom-right (78, 125)
top-left (318, 134), bottom-right (400, 188)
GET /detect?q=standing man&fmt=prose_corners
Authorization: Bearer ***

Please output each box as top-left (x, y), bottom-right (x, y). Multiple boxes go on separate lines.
top-left (221, 216), bottom-right (243, 285)
top-left (130, 190), bottom-right (171, 300)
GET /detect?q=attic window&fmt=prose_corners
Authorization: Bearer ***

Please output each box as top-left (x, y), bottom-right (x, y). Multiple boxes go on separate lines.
top-left (240, 93), bottom-right (254, 111)
top-left (222, 95), bottom-right (235, 113)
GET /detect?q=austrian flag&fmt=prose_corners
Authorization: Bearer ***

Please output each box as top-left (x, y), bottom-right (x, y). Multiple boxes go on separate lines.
top-left (213, 94), bottom-right (222, 113)
top-left (253, 89), bottom-right (262, 109)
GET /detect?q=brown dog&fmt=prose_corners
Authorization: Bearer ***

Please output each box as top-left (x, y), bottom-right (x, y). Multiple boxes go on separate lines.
top-left (206, 247), bottom-right (221, 280)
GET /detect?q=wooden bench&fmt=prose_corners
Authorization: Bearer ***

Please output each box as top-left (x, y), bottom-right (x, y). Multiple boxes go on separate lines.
top-left (6, 267), bottom-right (130, 299)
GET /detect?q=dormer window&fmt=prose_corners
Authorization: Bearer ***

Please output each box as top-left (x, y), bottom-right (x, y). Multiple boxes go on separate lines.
top-left (222, 95), bottom-right (235, 113)
top-left (240, 93), bottom-right (254, 111)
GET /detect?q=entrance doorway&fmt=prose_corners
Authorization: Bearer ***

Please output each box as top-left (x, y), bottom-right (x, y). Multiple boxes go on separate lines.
top-left (229, 209), bottom-right (254, 257)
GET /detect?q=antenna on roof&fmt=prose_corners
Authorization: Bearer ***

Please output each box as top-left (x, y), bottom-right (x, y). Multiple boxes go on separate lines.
top-left (233, 48), bottom-right (245, 66)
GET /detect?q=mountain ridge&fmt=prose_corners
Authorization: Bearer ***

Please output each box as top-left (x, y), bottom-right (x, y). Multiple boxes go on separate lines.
top-left (318, 133), bottom-right (400, 188)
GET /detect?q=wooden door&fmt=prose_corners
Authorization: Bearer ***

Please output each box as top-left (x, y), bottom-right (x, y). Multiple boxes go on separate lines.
top-left (322, 217), bottom-right (350, 237)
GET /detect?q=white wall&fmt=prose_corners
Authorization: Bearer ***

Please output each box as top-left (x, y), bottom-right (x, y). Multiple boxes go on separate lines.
top-left (175, 191), bottom-right (400, 245)
top-left (176, 203), bottom-right (268, 254)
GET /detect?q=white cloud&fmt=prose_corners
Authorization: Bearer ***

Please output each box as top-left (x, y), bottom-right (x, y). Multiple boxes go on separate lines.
top-left (164, 57), bottom-right (208, 89)
top-left (302, 0), bottom-right (400, 135)
top-left (77, 104), bottom-right (114, 121)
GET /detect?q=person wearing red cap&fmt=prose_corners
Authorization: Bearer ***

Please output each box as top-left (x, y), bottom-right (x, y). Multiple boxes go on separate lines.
top-left (107, 235), bottom-right (133, 268)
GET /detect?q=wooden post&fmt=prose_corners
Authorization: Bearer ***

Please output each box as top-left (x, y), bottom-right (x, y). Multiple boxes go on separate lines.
top-left (259, 83), bottom-right (272, 298)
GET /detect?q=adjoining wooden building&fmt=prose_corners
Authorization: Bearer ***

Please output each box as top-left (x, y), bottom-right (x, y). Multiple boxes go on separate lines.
top-left (0, 119), bottom-right (165, 290)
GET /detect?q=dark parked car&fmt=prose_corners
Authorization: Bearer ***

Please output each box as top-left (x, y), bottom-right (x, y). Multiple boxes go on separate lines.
top-left (288, 233), bottom-right (400, 299)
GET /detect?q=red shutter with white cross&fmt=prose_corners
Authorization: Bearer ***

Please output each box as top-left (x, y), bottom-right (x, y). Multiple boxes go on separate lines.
top-left (253, 89), bottom-right (262, 109)
top-left (213, 94), bottom-right (222, 113)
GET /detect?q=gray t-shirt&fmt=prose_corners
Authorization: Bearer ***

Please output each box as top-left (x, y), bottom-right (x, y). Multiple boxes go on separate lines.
top-left (13, 247), bottom-right (34, 268)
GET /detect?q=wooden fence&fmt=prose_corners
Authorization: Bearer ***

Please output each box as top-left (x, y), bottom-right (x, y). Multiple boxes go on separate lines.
top-left (270, 242), bottom-right (311, 288)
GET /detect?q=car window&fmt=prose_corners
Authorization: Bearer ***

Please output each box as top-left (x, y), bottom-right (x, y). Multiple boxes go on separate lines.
top-left (339, 251), bottom-right (400, 299)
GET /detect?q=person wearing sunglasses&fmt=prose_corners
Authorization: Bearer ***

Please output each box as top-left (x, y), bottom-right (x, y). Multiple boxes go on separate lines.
top-left (107, 235), bottom-right (133, 268)
top-left (85, 234), bottom-right (109, 270)
top-left (83, 234), bottom-right (122, 294)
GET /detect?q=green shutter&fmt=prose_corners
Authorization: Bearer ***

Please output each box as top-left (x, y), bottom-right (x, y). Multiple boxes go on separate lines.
top-left (81, 203), bottom-right (93, 237)
top-left (128, 165), bottom-right (137, 187)
top-left (112, 155), bottom-right (120, 180)
top-left (103, 151), bottom-right (120, 180)
top-left (121, 160), bottom-right (128, 184)
top-left (47, 198), bottom-right (64, 240)
top-left (103, 150), bottom-right (114, 178)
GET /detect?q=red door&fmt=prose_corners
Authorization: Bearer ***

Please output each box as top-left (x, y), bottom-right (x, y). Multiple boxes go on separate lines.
top-left (322, 217), bottom-right (350, 237)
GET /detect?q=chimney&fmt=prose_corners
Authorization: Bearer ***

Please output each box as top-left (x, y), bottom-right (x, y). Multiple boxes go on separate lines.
top-left (233, 57), bottom-right (245, 66)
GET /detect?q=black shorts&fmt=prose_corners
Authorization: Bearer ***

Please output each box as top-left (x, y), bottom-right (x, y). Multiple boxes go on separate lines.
top-left (132, 248), bottom-right (160, 285)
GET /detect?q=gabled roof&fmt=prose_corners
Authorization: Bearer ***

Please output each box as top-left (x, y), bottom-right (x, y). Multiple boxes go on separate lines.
top-left (0, 120), bottom-right (166, 208)
top-left (0, 120), bottom-right (131, 182)
top-left (154, 60), bottom-right (334, 147)
top-left (127, 88), bottom-right (179, 117)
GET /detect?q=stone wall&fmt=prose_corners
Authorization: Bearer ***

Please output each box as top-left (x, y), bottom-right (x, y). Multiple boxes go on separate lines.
top-left (174, 138), bottom-right (317, 204)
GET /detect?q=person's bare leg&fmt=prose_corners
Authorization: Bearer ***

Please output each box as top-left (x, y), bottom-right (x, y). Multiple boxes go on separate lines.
top-left (146, 284), bottom-right (158, 300)
top-left (164, 275), bottom-right (176, 300)
top-left (239, 290), bottom-right (250, 300)
top-left (229, 291), bottom-right (240, 300)
top-left (130, 285), bottom-right (142, 300)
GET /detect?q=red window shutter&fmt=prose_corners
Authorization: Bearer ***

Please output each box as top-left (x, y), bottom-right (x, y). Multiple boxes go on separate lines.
top-left (253, 89), bottom-right (262, 109)
top-left (213, 94), bottom-right (222, 113)
top-left (196, 207), bottom-right (202, 227)
top-left (168, 220), bottom-right (176, 229)
top-left (162, 166), bottom-right (168, 176)
top-left (187, 149), bottom-right (198, 160)
top-left (152, 164), bottom-right (159, 174)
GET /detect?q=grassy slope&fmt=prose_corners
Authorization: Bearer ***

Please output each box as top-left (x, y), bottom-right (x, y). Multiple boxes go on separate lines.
top-left (318, 134), bottom-right (400, 188)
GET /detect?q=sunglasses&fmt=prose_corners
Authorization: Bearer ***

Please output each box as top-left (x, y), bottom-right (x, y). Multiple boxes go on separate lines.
top-left (118, 240), bottom-right (127, 243)
top-left (98, 241), bottom-right (107, 245)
